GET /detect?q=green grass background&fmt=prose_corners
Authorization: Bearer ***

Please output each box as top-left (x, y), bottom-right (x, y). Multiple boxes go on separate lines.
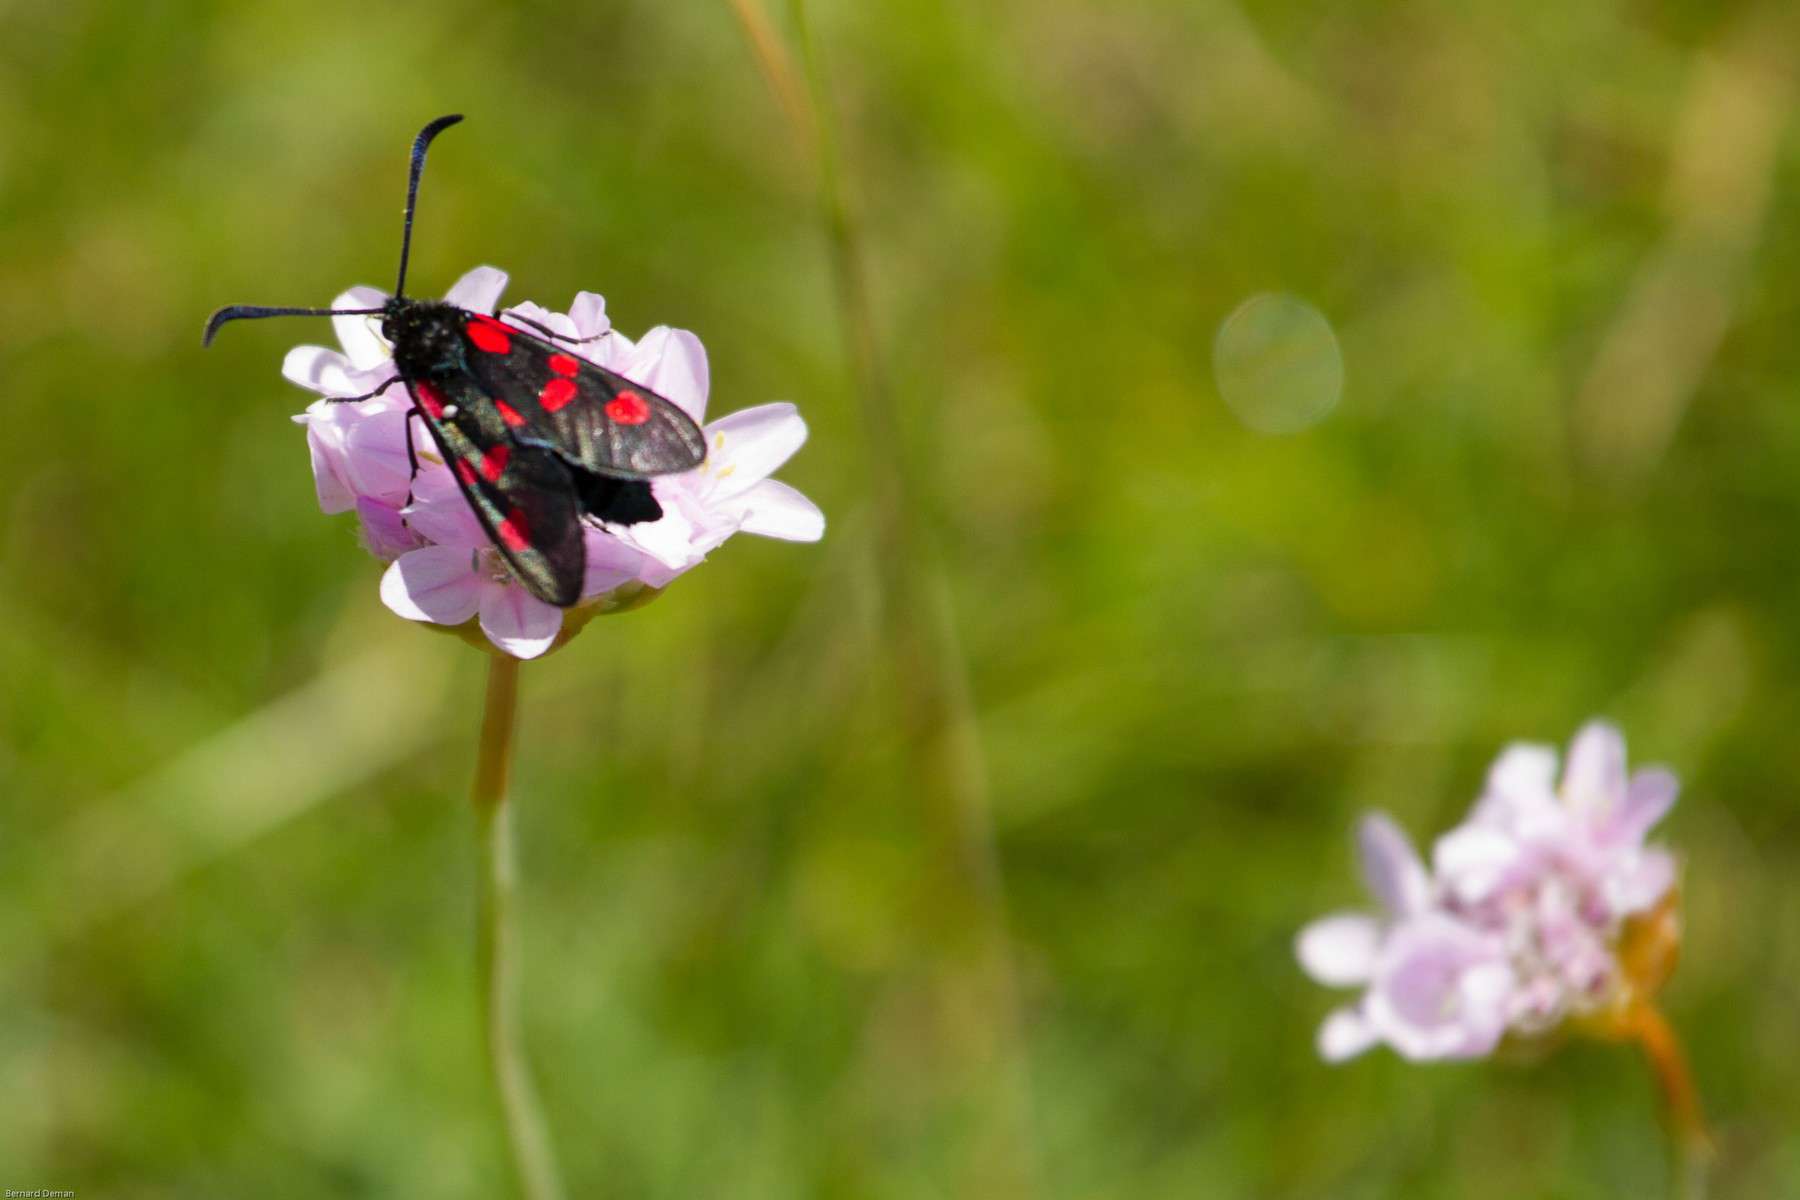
top-left (4, 0), bottom-right (1800, 1195)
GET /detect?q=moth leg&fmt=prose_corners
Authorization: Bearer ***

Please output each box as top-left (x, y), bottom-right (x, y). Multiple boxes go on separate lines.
top-left (325, 376), bottom-right (404, 404)
top-left (402, 405), bottom-right (423, 508)
top-left (497, 310), bottom-right (607, 346)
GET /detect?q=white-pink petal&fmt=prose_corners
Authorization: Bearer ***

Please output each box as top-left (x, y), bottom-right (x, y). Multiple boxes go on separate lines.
top-left (1608, 846), bottom-right (1676, 916)
top-left (1562, 720), bottom-right (1627, 819)
top-left (581, 528), bottom-right (648, 596)
top-left (1611, 767), bottom-right (1679, 846)
top-left (1318, 1007), bottom-right (1379, 1062)
top-left (633, 557), bottom-right (685, 590)
top-left (1433, 824), bottom-right (1521, 905)
top-left (1472, 743), bottom-right (1559, 827)
top-left (342, 407), bottom-right (418, 502)
top-left (303, 409), bottom-right (357, 514)
top-left (1357, 812), bottom-right (1432, 917)
top-left (479, 585), bottom-right (563, 659)
top-left (1295, 913), bottom-right (1381, 987)
top-left (622, 326), bottom-right (709, 420)
top-left (567, 291), bottom-right (610, 342)
top-left (356, 497), bottom-right (422, 561)
top-left (445, 265), bottom-right (508, 314)
top-left (283, 345), bottom-right (365, 398)
top-left (381, 547), bottom-right (484, 624)
top-left (1454, 962), bottom-right (1517, 1051)
top-left (716, 479), bottom-right (826, 542)
top-left (612, 498), bottom-right (712, 571)
top-left (704, 404), bottom-right (808, 501)
top-left (602, 327), bottom-right (638, 364)
top-left (331, 286), bottom-right (393, 370)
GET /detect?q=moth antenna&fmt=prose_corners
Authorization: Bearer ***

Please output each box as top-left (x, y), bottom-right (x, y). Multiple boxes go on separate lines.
top-left (395, 114), bottom-right (465, 299)
top-left (202, 305), bottom-right (387, 348)
top-left (497, 310), bottom-right (609, 345)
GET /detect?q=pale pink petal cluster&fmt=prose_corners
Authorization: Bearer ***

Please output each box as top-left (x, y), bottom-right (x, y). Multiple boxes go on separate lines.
top-left (1297, 721), bottom-right (1679, 1063)
top-left (286, 267), bottom-right (825, 658)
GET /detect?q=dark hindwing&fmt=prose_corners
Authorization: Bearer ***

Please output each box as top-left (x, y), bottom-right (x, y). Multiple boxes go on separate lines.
top-left (575, 474), bottom-right (664, 524)
top-left (454, 312), bottom-right (708, 478)
top-left (407, 375), bottom-right (586, 607)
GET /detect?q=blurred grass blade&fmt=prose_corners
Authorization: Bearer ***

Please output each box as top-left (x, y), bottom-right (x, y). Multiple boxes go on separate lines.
top-left (1574, 11), bottom-right (1796, 486)
top-left (729, 2), bottom-right (1040, 1194)
top-left (37, 638), bottom-right (452, 945)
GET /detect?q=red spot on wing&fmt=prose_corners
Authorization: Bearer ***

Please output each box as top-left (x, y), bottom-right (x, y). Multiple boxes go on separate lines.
top-left (496, 508), bottom-right (531, 553)
top-left (548, 353), bottom-right (580, 377)
top-left (415, 379), bottom-right (447, 419)
top-left (480, 444), bottom-right (511, 483)
top-left (495, 399), bottom-right (527, 428)
top-left (466, 315), bottom-right (513, 354)
top-left (453, 459), bottom-right (478, 486)
top-left (605, 390), bottom-right (651, 425)
top-left (539, 377), bottom-right (577, 412)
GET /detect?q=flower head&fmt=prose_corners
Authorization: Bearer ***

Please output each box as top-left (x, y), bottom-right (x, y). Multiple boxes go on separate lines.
top-left (284, 267), bottom-right (825, 657)
top-left (1297, 721), bottom-right (1680, 1063)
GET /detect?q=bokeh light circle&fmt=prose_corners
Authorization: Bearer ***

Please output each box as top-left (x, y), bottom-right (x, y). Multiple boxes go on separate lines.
top-left (1213, 293), bottom-right (1343, 434)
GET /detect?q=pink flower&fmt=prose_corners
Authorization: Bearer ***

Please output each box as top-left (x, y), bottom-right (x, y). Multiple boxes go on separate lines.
top-left (1297, 814), bottom-right (1514, 1062)
top-left (1297, 721), bottom-right (1682, 1062)
top-left (281, 267), bottom-right (824, 658)
top-left (1432, 721), bottom-right (1678, 1032)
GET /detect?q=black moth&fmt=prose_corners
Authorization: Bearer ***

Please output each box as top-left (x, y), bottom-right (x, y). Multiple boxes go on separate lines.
top-left (204, 114), bottom-right (706, 607)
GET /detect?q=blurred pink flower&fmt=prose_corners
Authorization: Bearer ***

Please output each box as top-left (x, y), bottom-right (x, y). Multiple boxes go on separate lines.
top-left (282, 266), bottom-right (824, 658)
top-left (1432, 721), bottom-right (1678, 1033)
top-left (1298, 721), bottom-right (1680, 1062)
top-left (1297, 813), bottom-right (1513, 1062)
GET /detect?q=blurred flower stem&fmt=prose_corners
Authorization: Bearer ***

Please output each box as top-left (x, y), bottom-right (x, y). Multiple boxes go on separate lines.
top-left (472, 654), bottom-right (566, 1200)
top-left (1624, 1002), bottom-right (1712, 1200)
top-left (728, 2), bottom-right (1038, 1195)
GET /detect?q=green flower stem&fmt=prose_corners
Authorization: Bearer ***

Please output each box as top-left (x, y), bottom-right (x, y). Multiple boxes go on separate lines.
top-left (472, 653), bottom-right (566, 1200)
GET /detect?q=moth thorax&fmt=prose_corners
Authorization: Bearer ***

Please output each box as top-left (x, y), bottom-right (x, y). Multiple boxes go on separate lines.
top-left (384, 301), bottom-right (465, 375)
